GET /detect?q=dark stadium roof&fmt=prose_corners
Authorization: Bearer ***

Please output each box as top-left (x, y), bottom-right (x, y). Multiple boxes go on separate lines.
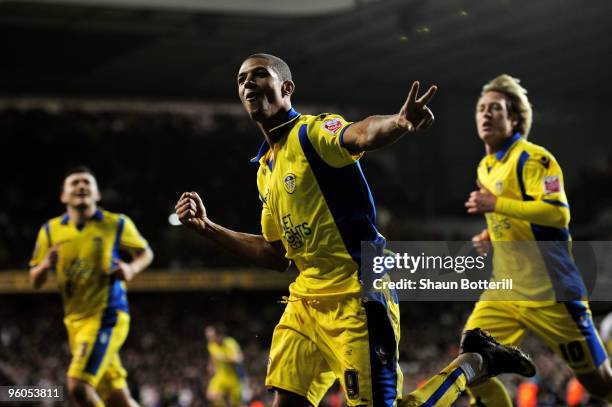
top-left (1, 0), bottom-right (611, 108)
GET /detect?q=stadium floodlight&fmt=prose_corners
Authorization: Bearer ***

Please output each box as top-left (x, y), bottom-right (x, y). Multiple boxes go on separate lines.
top-left (168, 213), bottom-right (181, 226)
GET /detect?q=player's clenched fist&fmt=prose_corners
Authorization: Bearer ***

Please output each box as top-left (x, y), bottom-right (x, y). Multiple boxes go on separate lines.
top-left (41, 245), bottom-right (59, 270)
top-left (175, 191), bottom-right (208, 232)
top-left (465, 180), bottom-right (497, 214)
top-left (471, 228), bottom-right (491, 255)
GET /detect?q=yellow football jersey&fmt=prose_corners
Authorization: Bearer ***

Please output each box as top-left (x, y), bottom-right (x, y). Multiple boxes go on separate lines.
top-left (477, 133), bottom-right (586, 303)
top-left (253, 109), bottom-right (386, 298)
top-left (208, 337), bottom-right (242, 378)
top-left (29, 209), bottom-right (148, 320)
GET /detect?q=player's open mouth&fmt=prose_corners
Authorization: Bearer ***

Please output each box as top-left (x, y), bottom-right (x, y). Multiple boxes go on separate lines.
top-left (245, 92), bottom-right (261, 102)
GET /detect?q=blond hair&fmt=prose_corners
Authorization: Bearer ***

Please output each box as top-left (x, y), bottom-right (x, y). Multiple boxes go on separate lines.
top-left (481, 74), bottom-right (533, 138)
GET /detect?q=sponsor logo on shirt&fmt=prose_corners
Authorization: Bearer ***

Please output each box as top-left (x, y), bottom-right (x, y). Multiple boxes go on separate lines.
top-left (281, 214), bottom-right (312, 249)
top-left (543, 175), bottom-right (561, 195)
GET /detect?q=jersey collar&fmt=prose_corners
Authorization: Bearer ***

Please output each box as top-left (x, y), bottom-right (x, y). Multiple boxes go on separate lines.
top-left (249, 108), bottom-right (301, 164)
top-left (60, 208), bottom-right (104, 225)
top-left (495, 132), bottom-right (523, 161)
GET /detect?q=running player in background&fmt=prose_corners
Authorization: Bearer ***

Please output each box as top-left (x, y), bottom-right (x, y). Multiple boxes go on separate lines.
top-left (29, 166), bottom-right (154, 407)
top-left (176, 54), bottom-right (535, 407)
top-left (205, 325), bottom-right (245, 407)
top-left (464, 74), bottom-right (612, 405)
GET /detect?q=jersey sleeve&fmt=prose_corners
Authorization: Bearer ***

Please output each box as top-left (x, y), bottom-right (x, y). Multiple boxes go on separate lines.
top-left (306, 113), bottom-right (363, 168)
top-left (29, 224), bottom-right (50, 267)
top-left (523, 150), bottom-right (568, 205)
top-left (224, 338), bottom-right (242, 361)
top-left (119, 215), bottom-right (149, 252)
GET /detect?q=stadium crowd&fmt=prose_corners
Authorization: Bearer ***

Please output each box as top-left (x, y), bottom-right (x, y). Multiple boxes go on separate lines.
top-left (2, 292), bottom-right (606, 406)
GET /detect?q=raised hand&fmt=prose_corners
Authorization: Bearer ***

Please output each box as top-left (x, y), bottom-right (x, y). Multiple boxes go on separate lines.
top-left (396, 81), bottom-right (437, 132)
top-left (175, 191), bottom-right (208, 232)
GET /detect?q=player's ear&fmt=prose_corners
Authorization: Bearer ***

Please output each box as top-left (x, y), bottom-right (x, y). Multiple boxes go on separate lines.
top-left (281, 80), bottom-right (295, 98)
top-left (509, 114), bottom-right (519, 133)
top-left (60, 183), bottom-right (69, 204)
top-left (91, 177), bottom-right (102, 202)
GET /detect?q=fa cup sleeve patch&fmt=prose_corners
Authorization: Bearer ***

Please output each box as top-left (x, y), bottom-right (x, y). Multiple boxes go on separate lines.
top-left (543, 175), bottom-right (561, 195)
top-left (322, 118), bottom-right (343, 134)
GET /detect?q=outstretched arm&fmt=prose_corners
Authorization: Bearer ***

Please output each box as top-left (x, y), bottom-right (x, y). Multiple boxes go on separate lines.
top-left (342, 81), bottom-right (437, 154)
top-left (175, 192), bottom-right (290, 272)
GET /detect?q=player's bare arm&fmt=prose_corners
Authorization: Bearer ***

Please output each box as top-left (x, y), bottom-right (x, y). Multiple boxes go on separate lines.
top-left (342, 81), bottom-right (437, 154)
top-left (175, 191), bottom-right (290, 272)
top-left (28, 244), bottom-right (59, 289)
top-left (112, 247), bottom-right (154, 282)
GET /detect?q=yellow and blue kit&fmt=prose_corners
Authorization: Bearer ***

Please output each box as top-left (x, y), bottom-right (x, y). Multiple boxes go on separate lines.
top-left (465, 133), bottom-right (607, 375)
top-left (255, 109), bottom-right (470, 406)
top-left (29, 209), bottom-right (148, 393)
top-left (207, 337), bottom-right (243, 406)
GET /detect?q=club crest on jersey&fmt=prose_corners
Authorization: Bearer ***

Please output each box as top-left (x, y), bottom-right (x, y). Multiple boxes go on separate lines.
top-left (283, 173), bottom-right (297, 194)
top-left (495, 180), bottom-right (503, 194)
top-left (322, 118), bottom-right (343, 134)
top-left (543, 175), bottom-right (560, 195)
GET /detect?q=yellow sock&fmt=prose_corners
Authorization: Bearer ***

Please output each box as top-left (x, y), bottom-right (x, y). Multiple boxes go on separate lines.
top-left (467, 378), bottom-right (512, 407)
top-left (401, 364), bottom-right (467, 407)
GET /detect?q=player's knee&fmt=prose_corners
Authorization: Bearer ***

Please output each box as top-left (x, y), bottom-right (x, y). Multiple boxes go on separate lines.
top-left (272, 388), bottom-right (310, 407)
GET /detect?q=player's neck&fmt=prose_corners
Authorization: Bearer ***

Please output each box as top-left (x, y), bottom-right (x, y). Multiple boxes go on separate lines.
top-left (67, 205), bottom-right (97, 226)
top-left (485, 143), bottom-right (500, 155)
top-left (485, 132), bottom-right (519, 155)
top-left (258, 106), bottom-right (293, 137)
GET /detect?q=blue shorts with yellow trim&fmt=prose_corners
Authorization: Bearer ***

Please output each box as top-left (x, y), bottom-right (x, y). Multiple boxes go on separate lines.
top-left (464, 301), bottom-right (607, 374)
top-left (265, 293), bottom-right (403, 406)
top-left (64, 309), bottom-right (129, 396)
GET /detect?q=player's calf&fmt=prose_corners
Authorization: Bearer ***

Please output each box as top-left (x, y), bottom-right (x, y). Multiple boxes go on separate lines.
top-left (576, 360), bottom-right (612, 401)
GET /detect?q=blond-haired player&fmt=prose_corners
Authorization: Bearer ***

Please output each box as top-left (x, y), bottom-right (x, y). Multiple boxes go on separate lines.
top-left (464, 75), bottom-right (612, 405)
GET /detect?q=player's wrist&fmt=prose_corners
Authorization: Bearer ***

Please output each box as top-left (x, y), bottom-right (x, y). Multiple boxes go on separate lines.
top-left (493, 196), bottom-right (506, 213)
